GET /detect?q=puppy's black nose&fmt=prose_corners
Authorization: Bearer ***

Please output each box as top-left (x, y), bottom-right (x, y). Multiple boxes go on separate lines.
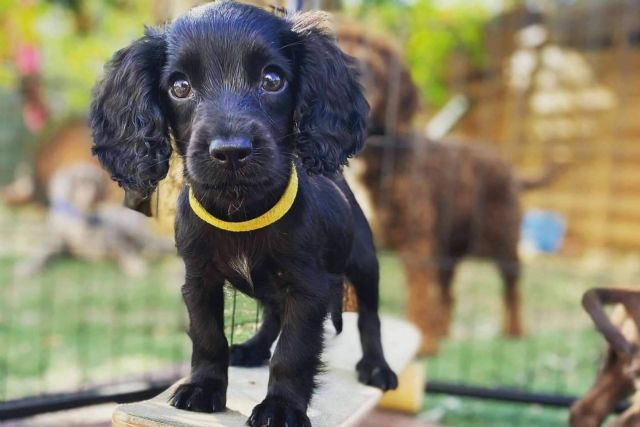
top-left (209, 137), bottom-right (253, 168)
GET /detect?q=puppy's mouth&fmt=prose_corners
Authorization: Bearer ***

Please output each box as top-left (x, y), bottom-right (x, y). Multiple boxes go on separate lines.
top-left (186, 146), bottom-right (279, 191)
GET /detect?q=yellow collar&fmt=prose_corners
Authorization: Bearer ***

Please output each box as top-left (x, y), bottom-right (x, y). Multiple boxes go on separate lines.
top-left (189, 166), bottom-right (298, 232)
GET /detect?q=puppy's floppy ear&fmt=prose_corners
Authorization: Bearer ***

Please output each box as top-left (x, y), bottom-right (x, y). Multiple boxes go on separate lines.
top-left (89, 27), bottom-right (170, 216)
top-left (289, 12), bottom-right (369, 176)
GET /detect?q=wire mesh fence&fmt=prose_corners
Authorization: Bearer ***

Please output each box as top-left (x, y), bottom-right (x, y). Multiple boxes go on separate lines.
top-left (0, 198), bottom-right (261, 402)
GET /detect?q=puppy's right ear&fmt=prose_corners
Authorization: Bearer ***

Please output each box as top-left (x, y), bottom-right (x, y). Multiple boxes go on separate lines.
top-left (90, 27), bottom-right (170, 216)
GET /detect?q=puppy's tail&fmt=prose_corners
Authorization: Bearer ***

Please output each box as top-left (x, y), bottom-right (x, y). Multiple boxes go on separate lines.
top-left (330, 282), bottom-right (344, 335)
top-left (331, 305), bottom-right (343, 335)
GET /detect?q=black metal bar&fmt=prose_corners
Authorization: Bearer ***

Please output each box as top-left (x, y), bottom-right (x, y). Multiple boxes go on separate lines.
top-left (425, 381), bottom-right (630, 413)
top-left (1, 379), bottom-right (632, 421)
top-left (0, 380), bottom-right (175, 421)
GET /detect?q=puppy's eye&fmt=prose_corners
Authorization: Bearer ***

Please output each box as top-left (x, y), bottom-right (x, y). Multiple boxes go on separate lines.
top-left (261, 67), bottom-right (285, 92)
top-left (170, 79), bottom-right (192, 99)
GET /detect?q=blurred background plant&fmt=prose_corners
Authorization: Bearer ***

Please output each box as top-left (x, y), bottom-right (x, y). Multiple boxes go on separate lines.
top-left (0, 0), bottom-right (153, 183)
top-left (0, 0), bottom-right (491, 183)
top-left (352, 0), bottom-right (489, 107)
top-left (1, 0), bottom-right (150, 116)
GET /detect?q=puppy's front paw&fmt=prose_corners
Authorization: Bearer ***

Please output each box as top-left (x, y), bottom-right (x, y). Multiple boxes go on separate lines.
top-left (229, 343), bottom-right (271, 367)
top-left (170, 380), bottom-right (226, 413)
top-left (356, 358), bottom-right (398, 391)
top-left (247, 397), bottom-right (311, 427)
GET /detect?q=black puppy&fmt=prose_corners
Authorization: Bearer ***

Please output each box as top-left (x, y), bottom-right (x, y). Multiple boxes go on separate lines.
top-left (90, 2), bottom-right (397, 426)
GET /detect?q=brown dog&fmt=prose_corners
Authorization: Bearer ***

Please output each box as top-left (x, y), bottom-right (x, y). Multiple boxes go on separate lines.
top-left (337, 24), bottom-right (420, 136)
top-left (353, 135), bottom-right (560, 354)
top-left (338, 26), bottom-right (560, 353)
top-left (570, 288), bottom-right (640, 427)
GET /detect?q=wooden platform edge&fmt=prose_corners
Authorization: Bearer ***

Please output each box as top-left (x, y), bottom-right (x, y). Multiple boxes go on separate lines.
top-left (112, 314), bottom-right (421, 427)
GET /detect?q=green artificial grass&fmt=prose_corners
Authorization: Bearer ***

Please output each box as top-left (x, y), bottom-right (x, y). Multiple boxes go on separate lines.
top-left (377, 251), bottom-right (627, 426)
top-left (1, 202), bottom-right (635, 425)
top-left (0, 255), bottom-right (260, 400)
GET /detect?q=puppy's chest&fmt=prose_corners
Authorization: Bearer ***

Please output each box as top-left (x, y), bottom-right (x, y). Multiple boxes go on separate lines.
top-left (227, 253), bottom-right (255, 286)
top-left (220, 251), bottom-right (285, 297)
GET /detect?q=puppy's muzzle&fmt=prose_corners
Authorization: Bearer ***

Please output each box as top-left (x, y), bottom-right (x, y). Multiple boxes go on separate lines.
top-left (209, 137), bottom-right (253, 170)
top-left (123, 189), bottom-right (153, 217)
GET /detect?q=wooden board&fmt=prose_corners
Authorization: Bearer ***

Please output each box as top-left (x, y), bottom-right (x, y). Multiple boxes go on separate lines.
top-left (112, 314), bottom-right (421, 427)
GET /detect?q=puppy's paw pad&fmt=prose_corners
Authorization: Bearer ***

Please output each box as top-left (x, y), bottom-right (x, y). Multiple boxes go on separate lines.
top-left (356, 359), bottom-right (398, 391)
top-left (229, 343), bottom-right (271, 367)
top-left (169, 382), bottom-right (226, 413)
top-left (247, 397), bottom-right (310, 427)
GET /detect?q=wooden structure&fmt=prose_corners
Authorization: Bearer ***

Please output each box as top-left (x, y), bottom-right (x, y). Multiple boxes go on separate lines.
top-left (454, 1), bottom-right (640, 251)
top-left (570, 288), bottom-right (640, 427)
top-left (112, 314), bottom-right (421, 427)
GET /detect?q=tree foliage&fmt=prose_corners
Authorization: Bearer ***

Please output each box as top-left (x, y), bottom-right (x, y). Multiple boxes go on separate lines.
top-left (352, 0), bottom-right (490, 107)
top-left (0, 0), bottom-right (153, 119)
top-left (0, 0), bottom-right (491, 120)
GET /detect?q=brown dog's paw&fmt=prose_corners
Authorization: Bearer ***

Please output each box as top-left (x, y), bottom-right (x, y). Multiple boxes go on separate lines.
top-left (247, 397), bottom-right (311, 427)
top-left (356, 358), bottom-right (398, 391)
top-left (229, 343), bottom-right (271, 367)
top-left (170, 380), bottom-right (226, 413)
top-left (503, 319), bottom-right (524, 338)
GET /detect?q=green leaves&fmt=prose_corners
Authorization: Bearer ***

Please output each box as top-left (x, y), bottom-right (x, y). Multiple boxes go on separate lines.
top-left (355, 0), bottom-right (489, 107)
top-left (0, 0), bottom-right (152, 119)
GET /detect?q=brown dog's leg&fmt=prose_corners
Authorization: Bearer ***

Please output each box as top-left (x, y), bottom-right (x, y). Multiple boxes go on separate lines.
top-left (401, 177), bottom-right (441, 355)
top-left (436, 261), bottom-right (457, 338)
top-left (403, 254), bottom-right (441, 355)
top-left (498, 252), bottom-right (522, 337)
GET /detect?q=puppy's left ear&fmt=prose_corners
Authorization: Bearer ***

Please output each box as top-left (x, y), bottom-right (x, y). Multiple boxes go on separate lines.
top-left (90, 27), bottom-right (170, 216)
top-left (289, 12), bottom-right (369, 176)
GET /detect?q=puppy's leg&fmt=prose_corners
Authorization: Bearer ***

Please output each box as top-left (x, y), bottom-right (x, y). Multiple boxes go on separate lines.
top-left (346, 209), bottom-right (398, 391)
top-left (346, 253), bottom-right (398, 391)
top-left (230, 303), bottom-right (280, 367)
top-left (170, 264), bottom-right (228, 413)
top-left (247, 272), bottom-right (327, 427)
